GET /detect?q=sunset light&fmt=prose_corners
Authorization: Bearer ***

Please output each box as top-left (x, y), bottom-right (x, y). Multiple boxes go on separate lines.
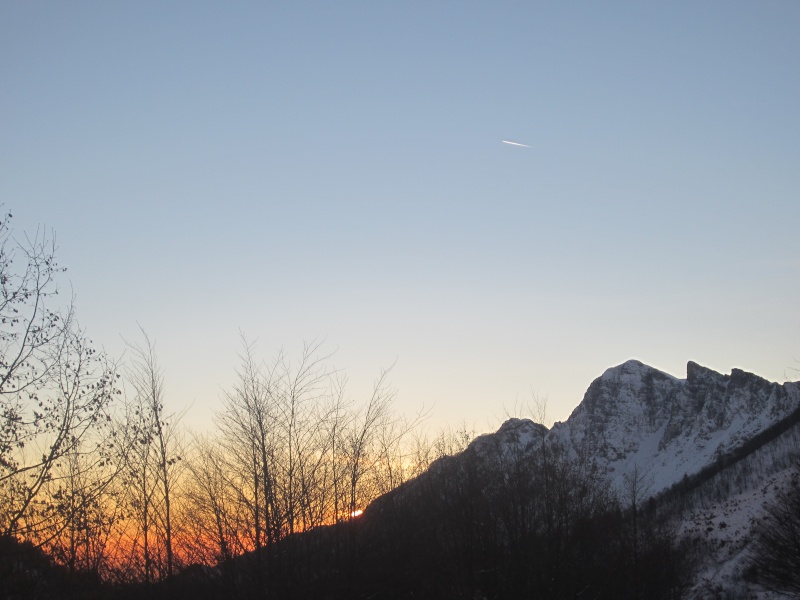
top-left (3, 2), bottom-right (798, 598)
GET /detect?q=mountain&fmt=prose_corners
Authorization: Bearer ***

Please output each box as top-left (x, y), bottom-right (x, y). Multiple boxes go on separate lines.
top-left (458, 360), bottom-right (800, 598)
top-left (548, 359), bottom-right (800, 497)
top-left (177, 360), bottom-right (800, 599)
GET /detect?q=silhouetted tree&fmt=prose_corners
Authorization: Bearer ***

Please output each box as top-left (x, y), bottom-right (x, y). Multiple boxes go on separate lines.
top-left (0, 210), bottom-right (119, 547)
top-left (746, 465), bottom-right (800, 598)
top-left (117, 329), bottom-right (184, 582)
top-left (182, 434), bottom-right (247, 566)
top-left (40, 436), bottom-right (125, 580)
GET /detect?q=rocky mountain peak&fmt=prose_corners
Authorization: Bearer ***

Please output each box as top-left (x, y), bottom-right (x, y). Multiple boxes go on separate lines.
top-left (548, 361), bottom-right (800, 496)
top-left (686, 360), bottom-right (720, 381)
top-left (468, 417), bottom-right (547, 457)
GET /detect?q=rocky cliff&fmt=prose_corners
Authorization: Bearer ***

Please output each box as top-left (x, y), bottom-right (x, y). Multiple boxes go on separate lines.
top-left (547, 359), bottom-right (800, 495)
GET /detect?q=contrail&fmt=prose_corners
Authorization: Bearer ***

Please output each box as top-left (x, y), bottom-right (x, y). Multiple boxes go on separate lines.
top-left (502, 140), bottom-right (531, 148)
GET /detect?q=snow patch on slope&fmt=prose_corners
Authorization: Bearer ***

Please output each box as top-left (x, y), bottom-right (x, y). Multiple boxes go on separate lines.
top-left (682, 468), bottom-right (796, 599)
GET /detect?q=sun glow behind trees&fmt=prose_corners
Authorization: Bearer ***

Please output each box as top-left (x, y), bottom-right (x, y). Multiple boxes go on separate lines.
top-left (0, 215), bottom-right (473, 582)
top-left (11, 336), bottom-right (461, 581)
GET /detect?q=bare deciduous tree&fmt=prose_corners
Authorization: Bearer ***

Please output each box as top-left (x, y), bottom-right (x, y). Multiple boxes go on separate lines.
top-left (215, 339), bottom-right (416, 572)
top-left (183, 434), bottom-right (249, 565)
top-left (0, 211), bottom-right (119, 544)
top-left (118, 328), bottom-right (184, 582)
top-left (42, 437), bottom-right (125, 578)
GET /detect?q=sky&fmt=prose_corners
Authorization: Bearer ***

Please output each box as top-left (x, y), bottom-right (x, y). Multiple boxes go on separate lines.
top-left (2, 1), bottom-right (799, 434)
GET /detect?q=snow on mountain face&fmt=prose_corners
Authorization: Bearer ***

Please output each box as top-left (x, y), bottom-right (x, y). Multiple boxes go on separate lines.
top-left (547, 360), bottom-right (800, 496)
top-left (468, 417), bottom-right (547, 456)
top-left (396, 361), bottom-right (799, 598)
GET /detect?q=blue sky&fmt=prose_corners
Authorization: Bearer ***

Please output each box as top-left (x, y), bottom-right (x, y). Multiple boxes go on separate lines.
top-left (2, 2), bottom-right (799, 432)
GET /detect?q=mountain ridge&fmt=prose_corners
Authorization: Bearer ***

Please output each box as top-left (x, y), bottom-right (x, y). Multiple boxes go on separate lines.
top-left (439, 359), bottom-right (800, 597)
top-left (546, 360), bottom-right (800, 496)
top-left (205, 359), bottom-right (800, 600)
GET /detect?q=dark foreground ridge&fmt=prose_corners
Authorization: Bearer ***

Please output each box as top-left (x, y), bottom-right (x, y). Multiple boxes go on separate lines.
top-left (4, 361), bottom-right (799, 599)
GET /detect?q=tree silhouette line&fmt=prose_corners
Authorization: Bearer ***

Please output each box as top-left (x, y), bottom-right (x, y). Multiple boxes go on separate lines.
top-left (1, 210), bottom-right (797, 599)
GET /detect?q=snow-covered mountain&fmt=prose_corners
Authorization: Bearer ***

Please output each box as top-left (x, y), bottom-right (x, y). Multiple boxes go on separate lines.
top-left (454, 360), bottom-right (800, 598)
top-left (548, 359), bottom-right (800, 496)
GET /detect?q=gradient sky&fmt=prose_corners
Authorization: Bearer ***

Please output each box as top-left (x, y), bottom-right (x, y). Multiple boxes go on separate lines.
top-left (2, 2), bottom-right (799, 433)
